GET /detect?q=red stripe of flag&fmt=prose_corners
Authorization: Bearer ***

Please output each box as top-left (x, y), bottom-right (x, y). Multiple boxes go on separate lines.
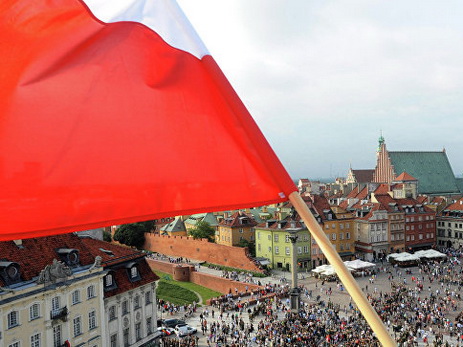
top-left (0, 0), bottom-right (296, 239)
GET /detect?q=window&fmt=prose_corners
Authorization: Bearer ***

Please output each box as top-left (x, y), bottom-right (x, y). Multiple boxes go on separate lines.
top-left (339, 232), bottom-right (344, 240)
top-left (267, 235), bottom-right (271, 241)
top-left (345, 223), bottom-right (350, 229)
top-left (52, 297), bottom-right (60, 311)
top-left (122, 300), bottom-right (129, 315)
top-left (109, 306), bottom-right (116, 321)
top-left (110, 334), bottom-right (117, 347)
top-left (346, 232), bottom-right (350, 240)
top-left (134, 295), bottom-right (140, 309)
top-left (87, 285), bottom-right (96, 299)
top-left (53, 325), bottom-right (62, 347)
top-left (9, 342), bottom-right (20, 347)
top-left (88, 310), bottom-right (97, 330)
top-left (147, 317), bottom-right (153, 335)
top-left (331, 233), bottom-right (336, 241)
top-left (130, 266), bottom-right (138, 279)
top-left (8, 310), bottom-right (19, 328)
top-left (274, 246), bottom-right (279, 254)
top-left (419, 234), bottom-right (423, 240)
top-left (135, 322), bottom-right (142, 341)
top-left (257, 232), bottom-right (261, 240)
top-left (105, 274), bottom-right (113, 287)
top-left (145, 291), bottom-right (152, 305)
top-left (123, 328), bottom-right (130, 347)
top-left (73, 316), bottom-right (82, 336)
top-left (340, 224), bottom-right (344, 230)
top-left (297, 246), bottom-right (302, 254)
top-left (30, 303), bottom-right (40, 320)
top-left (239, 228), bottom-right (243, 233)
top-left (267, 246), bottom-right (272, 252)
top-left (285, 247), bottom-right (290, 255)
top-left (285, 235), bottom-right (290, 243)
top-left (274, 234), bottom-right (279, 242)
top-left (31, 333), bottom-right (41, 347)
top-left (303, 245), bottom-right (309, 253)
top-left (257, 244), bottom-right (261, 251)
top-left (72, 290), bottom-right (80, 305)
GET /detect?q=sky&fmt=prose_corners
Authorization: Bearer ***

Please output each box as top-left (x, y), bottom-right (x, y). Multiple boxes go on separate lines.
top-left (177, 0), bottom-right (463, 180)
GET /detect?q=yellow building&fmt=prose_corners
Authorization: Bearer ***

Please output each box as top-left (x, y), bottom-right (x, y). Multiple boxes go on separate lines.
top-left (216, 211), bottom-right (257, 246)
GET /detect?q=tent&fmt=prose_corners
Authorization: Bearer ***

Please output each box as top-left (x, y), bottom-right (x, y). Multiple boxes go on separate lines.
top-left (344, 259), bottom-right (376, 271)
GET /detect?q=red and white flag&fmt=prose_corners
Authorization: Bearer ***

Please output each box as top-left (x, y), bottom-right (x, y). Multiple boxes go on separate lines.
top-left (0, 0), bottom-right (296, 239)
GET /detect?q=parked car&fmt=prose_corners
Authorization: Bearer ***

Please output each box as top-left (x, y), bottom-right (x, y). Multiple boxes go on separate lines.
top-left (162, 318), bottom-right (186, 328)
top-left (174, 324), bottom-right (197, 337)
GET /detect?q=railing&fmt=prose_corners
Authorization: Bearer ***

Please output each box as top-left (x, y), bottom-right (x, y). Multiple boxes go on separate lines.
top-left (50, 306), bottom-right (68, 321)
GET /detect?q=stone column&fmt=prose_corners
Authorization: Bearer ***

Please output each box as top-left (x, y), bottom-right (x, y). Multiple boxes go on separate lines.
top-left (288, 229), bottom-right (300, 312)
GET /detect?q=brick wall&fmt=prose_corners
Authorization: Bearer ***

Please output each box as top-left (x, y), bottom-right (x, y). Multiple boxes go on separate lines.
top-left (146, 259), bottom-right (261, 295)
top-left (143, 233), bottom-right (263, 272)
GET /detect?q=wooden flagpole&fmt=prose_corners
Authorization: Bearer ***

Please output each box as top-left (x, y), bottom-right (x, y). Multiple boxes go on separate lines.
top-left (289, 192), bottom-right (396, 346)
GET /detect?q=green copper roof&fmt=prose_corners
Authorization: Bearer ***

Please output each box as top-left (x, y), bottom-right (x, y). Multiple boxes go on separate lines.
top-left (456, 178), bottom-right (463, 194)
top-left (389, 151), bottom-right (460, 195)
top-left (160, 217), bottom-right (186, 232)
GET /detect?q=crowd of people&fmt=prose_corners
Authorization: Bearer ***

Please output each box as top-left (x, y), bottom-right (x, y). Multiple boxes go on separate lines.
top-left (155, 248), bottom-right (463, 346)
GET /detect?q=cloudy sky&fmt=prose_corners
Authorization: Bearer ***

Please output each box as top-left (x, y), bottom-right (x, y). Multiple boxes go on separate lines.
top-left (177, 0), bottom-right (463, 180)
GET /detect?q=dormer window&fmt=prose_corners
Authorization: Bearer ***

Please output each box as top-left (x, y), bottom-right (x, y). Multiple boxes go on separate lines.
top-left (126, 262), bottom-right (141, 282)
top-left (104, 271), bottom-right (117, 291)
top-left (0, 261), bottom-right (21, 285)
top-left (56, 248), bottom-right (80, 266)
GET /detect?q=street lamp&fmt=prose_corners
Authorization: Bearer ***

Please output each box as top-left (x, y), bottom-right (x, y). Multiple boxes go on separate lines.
top-left (287, 228), bottom-right (300, 312)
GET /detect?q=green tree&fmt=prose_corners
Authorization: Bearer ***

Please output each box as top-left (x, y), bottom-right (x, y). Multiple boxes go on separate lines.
top-left (237, 239), bottom-right (256, 257)
top-left (103, 231), bottom-right (112, 242)
top-left (113, 222), bottom-right (149, 248)
top-left (188, 221), bottom-right (215, 242)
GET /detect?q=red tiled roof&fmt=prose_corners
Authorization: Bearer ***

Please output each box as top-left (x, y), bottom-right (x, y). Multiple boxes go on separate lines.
top-left (346, 187), bottom-right (360, 199)
top-left (443, 197), bottom-right (463, 211)
top-left (0, 233), bottom-right (95, 283)
top-left (374, 184), bottom-right (390, 195)
top-left (352, 169), bottom-right (374, 183)
top-left (219, 211), bottom-right (257, 227)
top-left (256, 215), bottom-right (305, 230)
top-left (0, 233), bottom-right (159, 291)
top-left (394, 172), bottom-right (417, 181)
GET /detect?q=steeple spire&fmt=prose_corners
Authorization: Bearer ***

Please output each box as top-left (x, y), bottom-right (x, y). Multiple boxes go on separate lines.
top-left (377, 131), bottom-right (385, 152)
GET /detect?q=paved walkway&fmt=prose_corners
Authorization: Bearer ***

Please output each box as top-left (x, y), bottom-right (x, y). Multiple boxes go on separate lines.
top-left (157, 262), bottom-right (463, 346)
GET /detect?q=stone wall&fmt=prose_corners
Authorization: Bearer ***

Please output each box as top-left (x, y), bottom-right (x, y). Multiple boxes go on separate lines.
top-left (143, 233), bottom-right (263, 273)
top-left (146, 259), bottom-right (261, 295)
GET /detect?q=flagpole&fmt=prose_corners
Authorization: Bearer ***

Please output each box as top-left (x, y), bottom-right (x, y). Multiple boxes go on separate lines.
top-left (289, 192), bottom-right (396, 347)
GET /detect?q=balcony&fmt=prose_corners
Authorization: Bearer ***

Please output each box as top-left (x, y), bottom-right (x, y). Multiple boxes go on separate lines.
top-left (50, 306), bottom-right (68, 321)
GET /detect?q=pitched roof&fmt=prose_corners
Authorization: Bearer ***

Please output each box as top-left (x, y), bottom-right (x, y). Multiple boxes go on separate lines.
top-left (0, 233), bottom-right (95, 284)
top-left (373, 184), bottom-right (390, 195)
top-left (0, 233), bottom-right (159, 290)
top-left (256, 215), bottom-right (306, 230)
top-left (160, 217), bottom-right (186, 233)
top-left (389, 151), bottom-right (460, 194)
top-left (352, 169), bottom-right (375, 183)
top-left (394, 172), bottom-right (417, 181)
top-left (219, 211), bottom-right (257, 227)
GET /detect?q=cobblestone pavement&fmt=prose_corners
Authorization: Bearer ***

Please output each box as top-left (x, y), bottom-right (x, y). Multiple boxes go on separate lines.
top-left (158, 263), bottom-right (462, 346)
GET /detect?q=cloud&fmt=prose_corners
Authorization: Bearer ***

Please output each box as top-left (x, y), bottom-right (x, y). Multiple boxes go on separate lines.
top-left (179, 0), bottom-right (463, 178)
